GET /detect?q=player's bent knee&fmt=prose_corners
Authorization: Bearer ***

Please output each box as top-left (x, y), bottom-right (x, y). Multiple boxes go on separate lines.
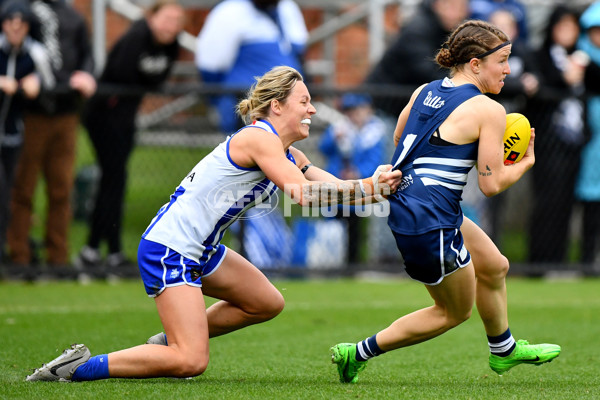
top-left (240, 288), bottom-right (285, 323)
top-left (175, 355), bottom-right (209, 378)
top-left (496, 255), bottom-right (509, 276)
top-left (435, 301), bottom-right (472, 329)
top-left (447, 308), bottom-right (472, 328)
top-left (259, 291), bottom-right (285, 320)
top-left (477, 255), bottom-right (509, 284)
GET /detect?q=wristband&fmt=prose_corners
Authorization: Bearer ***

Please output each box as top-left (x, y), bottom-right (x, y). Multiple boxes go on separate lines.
top-left (372, 165), bottom-right (391, 194)
top-left (372, 168), bottom-right (383, 194)
top-left (358, 179), bottom-right (367, 197)
top-left (301, 163), bottom-right (312, 174)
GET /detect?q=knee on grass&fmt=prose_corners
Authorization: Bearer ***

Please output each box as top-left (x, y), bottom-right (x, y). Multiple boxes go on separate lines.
top-left (172, 354), bottom-right (209, 378)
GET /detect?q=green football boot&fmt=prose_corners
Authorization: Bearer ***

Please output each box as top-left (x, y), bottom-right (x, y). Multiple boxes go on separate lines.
top-left (489, 339), bottom-right (561, 375)
top-left (330, 343), bottom-right (368, 383)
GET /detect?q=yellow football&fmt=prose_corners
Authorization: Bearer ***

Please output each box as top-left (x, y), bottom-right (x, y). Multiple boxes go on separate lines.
top-left (503, 113), bottom-right (531, 165)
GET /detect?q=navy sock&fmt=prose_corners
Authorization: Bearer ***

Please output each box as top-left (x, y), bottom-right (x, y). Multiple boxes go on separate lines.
top-left (71, 354), bottom-right (110, 381)
top-left (355, 334), bottom-right (385, 361)
top-left (488, 328), bottom-right (516, 357)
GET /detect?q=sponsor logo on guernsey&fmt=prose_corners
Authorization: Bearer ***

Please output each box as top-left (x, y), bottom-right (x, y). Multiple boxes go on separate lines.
top-left (399, 174), bottom-right (414, 191)
top-left (423, 91), bottom-right (445, 109)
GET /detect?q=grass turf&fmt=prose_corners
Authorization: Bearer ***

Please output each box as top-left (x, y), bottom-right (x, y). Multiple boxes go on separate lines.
top-left (0, 277), bottom-right (598, 399)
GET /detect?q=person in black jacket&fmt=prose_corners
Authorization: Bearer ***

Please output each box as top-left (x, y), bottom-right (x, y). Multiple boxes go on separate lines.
top-left (364, 0), bottom-right (469, 118)
top-left (482, 7), bottom-right (540, 243)
top-left (526, 5), bottom-right (587, 264)
top-left (75, 0), bottom-right (185, 275)
top-left (7, 0), bottom-right (96, 275)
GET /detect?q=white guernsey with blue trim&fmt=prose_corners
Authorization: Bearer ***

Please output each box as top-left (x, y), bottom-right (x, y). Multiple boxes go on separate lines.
top-left (142, 120), bottom-right (294, 265)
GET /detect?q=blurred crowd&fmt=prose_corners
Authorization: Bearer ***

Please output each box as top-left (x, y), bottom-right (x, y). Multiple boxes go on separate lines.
top-left (1, 0), bottom-right (600, 281)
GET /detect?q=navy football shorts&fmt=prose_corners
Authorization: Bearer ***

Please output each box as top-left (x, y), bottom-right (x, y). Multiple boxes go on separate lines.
top-left (137, 238), bottom-right (226, 297)
top-left (392, 228), bottom-right (471, 285)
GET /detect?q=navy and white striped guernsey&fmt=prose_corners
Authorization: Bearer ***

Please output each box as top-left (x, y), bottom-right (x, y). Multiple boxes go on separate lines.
top-left (387, 78), bottom-right (482, 235)
top-left (142, 119), bottom-right (296, 264)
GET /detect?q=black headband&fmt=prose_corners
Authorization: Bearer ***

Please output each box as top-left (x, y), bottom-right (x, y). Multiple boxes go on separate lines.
top-left (474, 41), bottom-right (511, 59)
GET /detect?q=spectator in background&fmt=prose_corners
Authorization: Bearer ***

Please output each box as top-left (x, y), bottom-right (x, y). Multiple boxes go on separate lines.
top-left (575, 2), bottom-right (600, 265)
top-left (487, 7), bottom-right (539, 111)
top-left (527, 5), bottom-right (587, 264)
top-left (0, 0), bottom-right (54, 267)
top-left (74, 0), bottom-right (185, 277)
top-left (481, 7), bottom-right (539, 242)
top-left (318, 94), bottom-right (387, 264)
top-left (196, 0), bottom-right (307, 134)
top-left (364, 0), bottom-right (469, 119)
top-left (470, 0), bottom-right (529, 43)
top-left (7, 0), bottom-right (96, 277)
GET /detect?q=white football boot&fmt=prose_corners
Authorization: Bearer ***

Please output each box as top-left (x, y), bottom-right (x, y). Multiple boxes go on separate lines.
top-left (146, 332), bottom-right (167, 346)
top-left (26, 344), bottom-right (91, 382)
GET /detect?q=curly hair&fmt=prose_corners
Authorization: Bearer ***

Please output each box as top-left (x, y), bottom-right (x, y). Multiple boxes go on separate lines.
top-left (435, 19), bottom-right (510, 73)
top-left (236, 66), bottom-right (304, 124)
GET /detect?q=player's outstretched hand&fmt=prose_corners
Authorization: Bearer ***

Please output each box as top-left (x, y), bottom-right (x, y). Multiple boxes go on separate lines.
top-left (373, 164), bottom-right (402, 196)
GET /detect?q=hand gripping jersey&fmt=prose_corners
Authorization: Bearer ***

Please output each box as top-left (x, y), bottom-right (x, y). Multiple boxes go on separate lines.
top-left (142, 120), bottom-right (295, 264)
top-left (387, 79), bottom-right (482, 235)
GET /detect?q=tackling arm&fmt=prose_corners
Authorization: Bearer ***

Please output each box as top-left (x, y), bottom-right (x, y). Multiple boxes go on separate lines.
top-left (290, 147), bottom-right (395, 205)
top-left (233, 131), bottom-right (400, 207)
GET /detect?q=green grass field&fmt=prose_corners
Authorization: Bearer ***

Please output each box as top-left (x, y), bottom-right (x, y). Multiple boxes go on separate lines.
top-left (1, 277), bottom-right (598, 399)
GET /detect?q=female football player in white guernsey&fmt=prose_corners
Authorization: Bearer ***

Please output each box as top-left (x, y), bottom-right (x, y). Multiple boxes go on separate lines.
top-left (331, 20), bottom-right (561, 383)
top-left (26, 66), bottom-right (402, 382)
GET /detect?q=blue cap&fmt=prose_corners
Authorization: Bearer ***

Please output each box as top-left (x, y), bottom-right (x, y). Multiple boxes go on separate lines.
top-left (580, 2), bottom-right (600, 30)
top-left (340, 93), bottom-right (371, 110)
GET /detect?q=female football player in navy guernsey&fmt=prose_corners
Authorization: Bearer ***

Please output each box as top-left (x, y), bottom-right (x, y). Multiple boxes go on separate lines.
top-left (26, 66), bottom-right (402, 382)
top-left (331, 20), bottom-right (561, 383)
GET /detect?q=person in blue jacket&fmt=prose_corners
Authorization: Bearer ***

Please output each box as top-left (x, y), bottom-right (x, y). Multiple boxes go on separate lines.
top-left (575, 2), bottom-right (600, 264)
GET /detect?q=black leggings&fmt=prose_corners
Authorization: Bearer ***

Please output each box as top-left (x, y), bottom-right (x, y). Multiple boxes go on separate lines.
top-left (581, 201), bottom-right (600, 264)
top-left (528, 142), bottom-right (580, 263)
top-left (85, 115), bottom-right (135, 254)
